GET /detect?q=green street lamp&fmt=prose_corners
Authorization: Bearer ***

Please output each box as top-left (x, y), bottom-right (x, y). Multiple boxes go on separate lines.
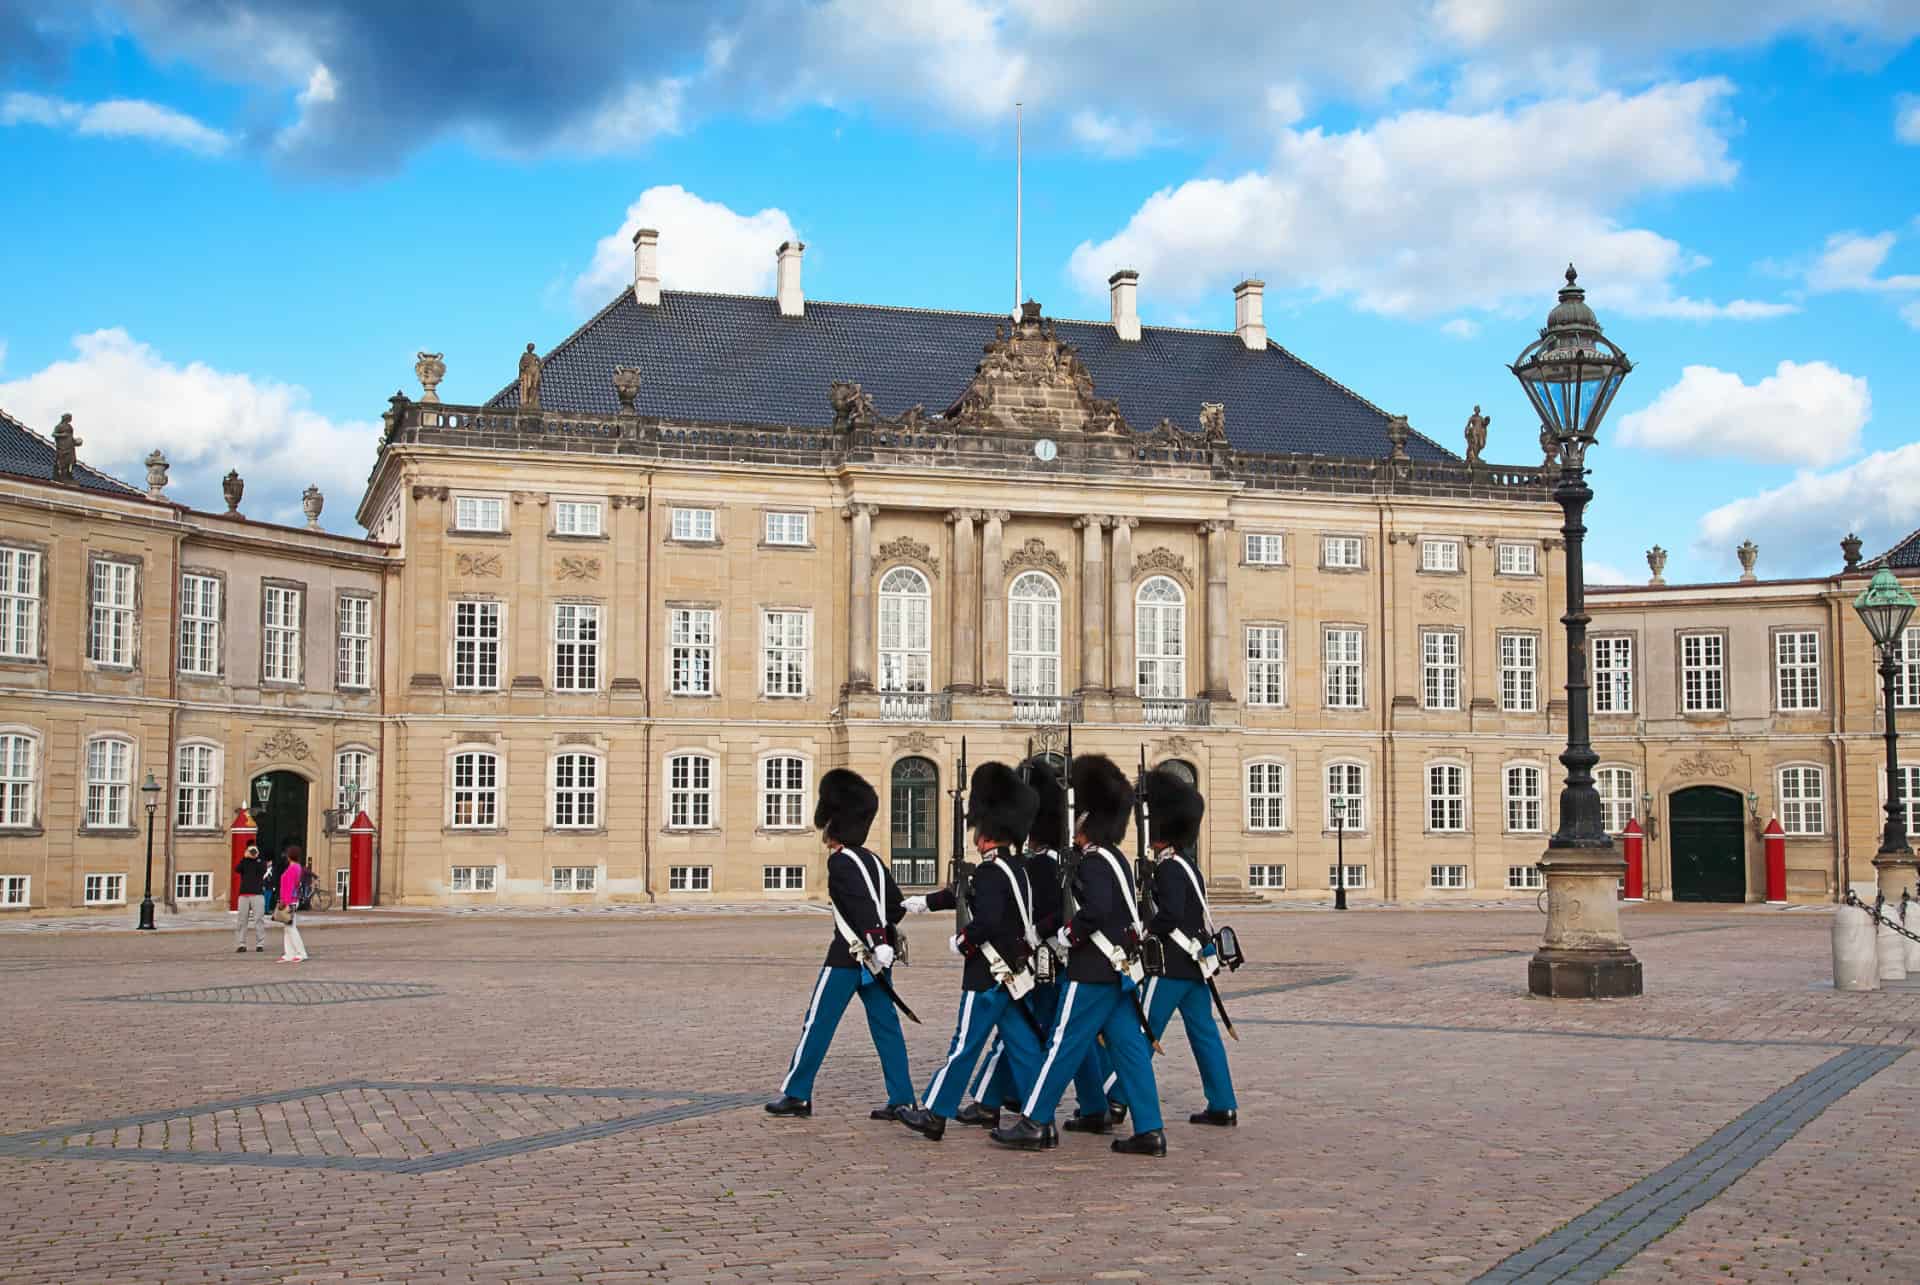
top-left (1854, 568), bottom-right (1918, 898)
top-left (136, 771), bottom-right (162, 931)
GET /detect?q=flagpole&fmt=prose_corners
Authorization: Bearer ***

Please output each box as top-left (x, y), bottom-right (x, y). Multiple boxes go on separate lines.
top-left (1014, 100), bottom-right (1023, 318)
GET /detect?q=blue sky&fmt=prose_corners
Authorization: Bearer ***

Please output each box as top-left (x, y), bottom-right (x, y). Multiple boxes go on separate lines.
top-left (1, 2), bottom-right (1917, 582)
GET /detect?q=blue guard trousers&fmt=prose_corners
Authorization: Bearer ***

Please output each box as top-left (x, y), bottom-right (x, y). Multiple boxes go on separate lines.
top-left (1018, 978), bottom-right (1163, 1133)
top-left (779, 964), bottom-right (917, 1108)
top-left (1101, 975), bottom-right (1238, 1114)
top-left (967, 980), bottom-right (1057, 1109)
top-left (922, 987), bottom-right (1044, 1119)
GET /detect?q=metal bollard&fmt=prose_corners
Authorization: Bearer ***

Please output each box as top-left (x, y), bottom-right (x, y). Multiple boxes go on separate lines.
top-left (1832, 904), bottom-right (1880, 992)
top-left (1876, 915), bottom-right (1908, 981)
top-left (1905, 896), bottom-right (1920, 974)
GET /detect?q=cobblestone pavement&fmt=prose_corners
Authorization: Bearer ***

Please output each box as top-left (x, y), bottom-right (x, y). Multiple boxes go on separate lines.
top-left (2, 903), bottom-right (1914, 1283)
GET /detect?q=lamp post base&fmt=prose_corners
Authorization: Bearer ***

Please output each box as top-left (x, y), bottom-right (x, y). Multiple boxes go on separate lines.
top-left (1529, 852), bottom-right (1643, 999)
top-left (136, 897), bottom-right (157, 931)
top-left (1871, 853), bottom-right (1918, 901)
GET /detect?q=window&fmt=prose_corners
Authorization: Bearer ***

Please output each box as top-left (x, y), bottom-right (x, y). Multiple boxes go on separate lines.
top-left (84, 737), bottom-right (131, 827)
top-left (551, 866), bottom-right (597, 893)
top-left (1325, 762), bottom-right (1365, 831)
top-left (175, 871), bottom-right (212, 902)
top-left (338, 596), bottom-right (373, 689)
top-left (453, 495), bottom-right (503, 532)
top-left (0, 733), bottom-right (35, 827)
top-left (1498, 543), bottom-right (1537, 576)
top-left (553, 604), bottom-right (600, 692)
top-left (0, 875), bottom-right (27, 907)
top-left (1507, 865), bottom-right (1544, 891)
top-left (1244, 533), bottom-right (1284, 565)
top-left (1135, 576), bottom-right (1186, 699)
top-left (1328, 864), bottom-right (1366, 889)
top-left (554, 500), bottom-right (602, 536)
top-left (764, 865), bottom-right (807, 891)
top-left (1897, 631), bottom-right (1920, 710)
top-left (669, 865), bottom-right (713, 892)
top-left (1422, 631), bottom-right (1460, 710)
top-left (1681, 633), bottom-right (1725, 713)
top-left (668, 753), bottom-right (714, 828)
top-left (176, 573), bottom-right (221, 675)
top-left (1246, 626), bottom-right (1286, 707)
top-left (762, 755), bottom-right (807, 829)
top-left (552, 753), bottom-right (600, 829)
top-left (1421, 540), bottom-right (1460, 572)
top-left (1248, 864), bottom-right (1287, 890)
top-left (1504, 764), bottom-right (1543, 833)
top-left (877, 567), bottom-right (931, 694)
top-left (1596, 766), bottom-right (1635, 834)
top-left (335, 750), bottom-right (373, 815)
top-left (88, 560), bottom-right (136, 666)
top-left (453, 601), bottom-right (502, 690)
top-left (1426, 763), bottom-right (1466, 832)
top-left (1324, 628), bottom-right (1364, 709)
top-left (1429, 864), bottom-right (1468, 889)
top-left (450, 751), bottom-right (499, 828)
top-left (1322, 536), bottom-right (1362, 569)
top-left (1774, 631), bottom-right (1820, 712)
top-left (1246, 761), bottom-right (1288, 831)
top-left (762, 610), bottom-right (809, 697)
top-left (1593, 636), bottom-right (1634, 714)
top-left (1897, 765), bottom-right (1920, 837)
top-left (1499, 634), bottom-right (1538, 713)
top-left (1777, 766), bottom-right (1825, 836)
top-left (83, 873), bottom-right (125, 905)
top-left (262, 585), bottom-right (303, 684)
top-left (670, 507), bottom-right (716, 542)
top-left (764, 511), bottom-right (809, 546)
top-left (669, 608), bottom-right (716, 695)
top-left (1008, 572), bottom-right (1062, 697)
top-left (450, 866), bottom-right (497, 893)
top-left (336, 867), bottom-right (349, 906)
top-left (0, 547), bottom-right (38, 659)
top-left (174, 744), bottom-right (219, 829)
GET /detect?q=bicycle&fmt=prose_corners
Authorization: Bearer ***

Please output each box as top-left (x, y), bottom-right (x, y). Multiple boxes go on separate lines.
top-left (300, 873), bottom-right (334, 912)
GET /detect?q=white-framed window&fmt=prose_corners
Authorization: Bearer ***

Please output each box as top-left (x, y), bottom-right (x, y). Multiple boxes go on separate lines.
top-left (179, 573), bottom-right (221, 675)
top-left (551, 866), bottom-right (597, 893)
top-left (762, 754), bottom-right (807, 829)
top-left (1504, 763), bottom-right (1543, 833)
top-left (1497, 543), bottom-right (1537, 576)
top-left (1426, 762), bottom-right (1467, 832)
top-left (1008, 572), bottom-right (1062, 697)
top-left (1324, 627), bottom-right (1364, 709)
top-left (1135, 576), bottom-right (1186, 699)
top-left (762, 610), bottom-right (810, 697)
top-left (1429, 864), bottom-right (1468, 890)
top-left (1896, 630), bottom-right (1920, 710)
top-left (1896, 765), bottom-right (1920, 837)
top-left (1325, 761), bottom-right (1366, 831)
top-left (450, 751), bottom-right (499, 828)
top-left (1422, 630), bottom-right (1461, 710)
top-left (669, 865), bottom-right (713, 892)
top-left (337, 595), bottom-right (373, 689)
top-left (1421, 539), bottom-right (1461, 572)
top-left (450, 865), bottom-right (497, 893)
top-left (669, 608), bottom-right (715, 696)
top-left (174, 871), bottom-right (213, 902)
top-left (262, 585), bottom-right (303, 684)
top-left (1248, 864), bottom-right (1287, 890)
top-left (1246, 625), bottom-right (1286, 707)
top-left (764, 511), bottom-right (809, 546)
top-left (174, 743), bottom-right (219, 830)
top-left (1322, 536), bottom-right (1362, 569)
top-left (88, 559), bottom-right (137, 666)
top-left (670, 507), bottom-right (716, 542)
top-left (551, 752), bottom-right (600, 829)
top-left (763, 864), bottom-right (807, 891)
top-left (1244, 533), bottom-right (1284, 566)
top-left (0, 874), bottom-right (28, 907)
top-left (84, 736), bottom-right (132, 827)
top-left (1507, 865), bottom-right (1544, 890)
top-left (1593, 636), bottom-right (1634, 714)
top-left (878, 567), bottom-right (932, 694)
top-left (453, 495), bottom-right (504, 532)
top-left (335, 749), bottom-right (374, 815)
top-left (1596, 766), bottom-right (1636, 835)
top-left (0, 732), bottom-right (36, 828)
top-left (83, 873), bottom-right (125, 905)
top-left (1774, 631), bottom-right (1821, 712)
top-left (1246, 761), bottom-right (1288, 831)
top-left (1777, 765), bottom-right (1826, 836)
top-left (1499, 633), bottom-right (1538, 713)
top-left (667, 752), bottom-right (714, 829)
top-left (1328, 864), bottom-right (1367, 889)
top-left (452, 601), bottom-right (502, 690)
top-left (0, 546), bottom-right (39, 659)
top-left (553, 603), bottom-right (601, 692)
top-left (553, 500), bottom-right (602, 537)
top-left (1681, 633), bottom-right (1725, 713)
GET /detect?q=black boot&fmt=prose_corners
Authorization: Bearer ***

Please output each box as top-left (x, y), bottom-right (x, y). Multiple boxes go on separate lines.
top-left (1111, 1128), bottom-right (1167, 1156)
top-left (1062, 1109), bottom-right (1113, 1134)
top-left (989, 1114), bottom-right (1049, 1151)
top-left (1042, 1123), bottom-right (1059, 1149)
top-left (954, 1101), bottom-right (1000, 1128)
top-left (1190, 1109), bottom-right (1238, 1127)
top-left (764, 1095), bottom-right (812, 1118)
top-left (1107, 1098), bottom-right (1129, 1126)
top-left (869, 1103), bottom-right (909, 1121)
top-left (896, 1106), bottom-right (946, 1141)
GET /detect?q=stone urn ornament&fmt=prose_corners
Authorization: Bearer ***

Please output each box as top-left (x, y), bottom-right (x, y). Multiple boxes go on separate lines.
top-left (1385, 413), bottom-right (1411, 462)
top-left (1646, 545), bottom-right (1667, 586)
top-left (1736, 539), bottom-right (1759, 582)
top-left (1842, 533), bottom-right (1863, 572)
top-left (222, 469), bottom-right (244, 515)
top-left (302, 485), bottom-right (325, 530)
top-left (145, 449), bottom-right (170, 498)
top-left (414, 351), bottom-right (446, 404)
top-left (612, 366), bottom-right (642, 412)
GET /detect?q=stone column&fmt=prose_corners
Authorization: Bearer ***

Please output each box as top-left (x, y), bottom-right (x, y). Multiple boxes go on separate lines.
top-left (981, 510), bottom-right (1008, 693)
top-left (1075, 515), bottom-right (1107, 696)
top-left (609, 495), bottom-right (645, 696)
top-left (1200, 520), bottom-right (1234, 701)
top-left (1109, 516), bottom-right (1137, 695)
top-left (409, 485), bottom-right (448, 690)
top-left (845, 503), bottom-right (877, 692)
top-left (948, 509), bottom-right (979, 692)
top-left (511, 491), bottom-right (547, 691)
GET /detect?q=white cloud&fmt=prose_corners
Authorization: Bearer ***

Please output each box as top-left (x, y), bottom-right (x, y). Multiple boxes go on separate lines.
top-left (548, 77), bottom-right (687, 155)
top-left (1586, 561), bottom-right (1632, 586)
top-left (1615, 360), bottom-right (1870, 467)
top-left (1899, 93), bottom-right (1920, 144)
top-left (1440, 318), bottom-right (1481, 339)
top-left (1, 91), bottom-right (230, 154)
top-left (570, 186), bottom-right (799, 312)
top-left (1698, 442), bottom-right (1920, 575)
top-left (0, 330), bottom-right (377, 529)
top-left (1068, 109), bottom-right (1157, 157)
top-left (1806, 230), bottom-right (1920, 292)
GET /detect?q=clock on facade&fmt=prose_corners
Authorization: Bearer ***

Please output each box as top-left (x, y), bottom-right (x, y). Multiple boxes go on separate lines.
top-left (1034, 438), bottom-right (1058, 462)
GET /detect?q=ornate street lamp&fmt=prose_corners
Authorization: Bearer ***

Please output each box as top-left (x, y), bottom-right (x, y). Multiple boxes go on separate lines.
top-left (1511, 265), bottom-right (1642, 998)
top-left (1853, 568), bottom-right (1918, 898)
top-left (137, 771), bottom-right (162, 931)
top-left (253, 775), bottom-right (273, 809)
top-left (1331, 796), bottom-right (1348, 911)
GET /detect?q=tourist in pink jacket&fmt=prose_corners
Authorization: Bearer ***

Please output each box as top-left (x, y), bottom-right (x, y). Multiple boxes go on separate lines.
top-left (277, 846), bottom-right (310, 963)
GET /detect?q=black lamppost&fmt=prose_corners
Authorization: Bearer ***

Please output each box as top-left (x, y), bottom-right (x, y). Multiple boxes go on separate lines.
top-left (1511, 265), bottom-right (1642, 998)
top-left (136, 771), bottom-right (162, 930)
top-left (1331, 796), bottom-right (1348, 911)
top-left (1853, 568), bottom-right (1918, 899)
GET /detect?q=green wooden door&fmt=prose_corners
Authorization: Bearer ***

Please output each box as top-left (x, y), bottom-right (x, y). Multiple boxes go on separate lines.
top-left (1669, 786), bottom-right (1746, 903)
top-left (889, 757), bottom-right (938, 887)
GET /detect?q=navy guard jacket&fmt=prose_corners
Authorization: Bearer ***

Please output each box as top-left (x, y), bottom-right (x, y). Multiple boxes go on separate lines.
top-left (1061, 843), bottom-right (1142, 984)
top-left (1147, 849), bottom-right (1208, 982)
top-left (1026, 847), bottom-right (1064, 942)
top-left (927, 849), bottom-right (1034, 992)
top-left (823, 845), bottom-right (905, 970)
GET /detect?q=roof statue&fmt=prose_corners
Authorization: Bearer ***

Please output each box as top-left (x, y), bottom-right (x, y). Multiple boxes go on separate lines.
top-left (1464, 405), bottom-right (1489, 465)
top-left (1539, 423), bottom-right (1561, 468)
top-left (1199, 402), bottom-right (1227, 444)
top-left (945, 300), bottom-right (1130, 437)
top-left (829, 380), bottom-right (876, 431)
top-left (517, 343), bottom-right (542, 411)
top-left (414, 352), bottom-right (445, 404)
top-left (51, 414), bottom-right (80, 483)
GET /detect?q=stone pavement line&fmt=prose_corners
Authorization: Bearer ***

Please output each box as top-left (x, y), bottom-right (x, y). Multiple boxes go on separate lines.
top-left (86, 979), bottom-right (441, 1006)
top-left (1469, 1044), bottom-right (1910, 1285)
top-left (1234, 1015), bottom-right (1901, 1050)
top-left (1221, 972), bottom-right (1357, 1000)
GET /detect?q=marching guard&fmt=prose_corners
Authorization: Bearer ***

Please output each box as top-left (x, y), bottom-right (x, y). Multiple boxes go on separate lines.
top-left (766, 768), bottom-right (918, 1120)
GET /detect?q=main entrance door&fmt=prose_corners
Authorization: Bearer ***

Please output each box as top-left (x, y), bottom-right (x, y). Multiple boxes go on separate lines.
top-left (1669, 786), bottom-right (1746, 902)
top-left (889, 757), bottom-right (938, 888)
top-left (250, 771), bottom-right (310, 871)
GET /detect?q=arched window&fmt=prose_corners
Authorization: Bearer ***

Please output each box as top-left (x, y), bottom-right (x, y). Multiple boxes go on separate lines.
top-left (1246, 761), bottom-right (1287, 831)
top-left (1426, 761), bottom-right (1467, 833)
top-left (1596, 765), bottom-right (1635, 834)
top-left (761, 754), bottom-right (808, 829)
top-left (551, 752), bottom-right (601, 829)
top-left (889, 757), bottom-right (938, 886)
top-left (174, 741), bottom-right (221, 830)
top-left (877, 567), bottom-right (931, 694)
top-left (450, 750), bottom-right (500, 828)
top-left (335, 749), bottom-right (375, 816)
top-left (1136, 576), bottom-right (1186, 699)
top-left (0, 731), bottom-right (37, 829)
top-left (1325, 761), bottom-right (1366, 832)
top-left (1776, 764), bottom-right (1825, 836)
top-left (1008, 572), bottom-right (1061, 697)
top-left (84, 735), bottom-right (133, 828)
top-left (666, 752), bottom-right (715, 829)
top-left (1504, 763), bottom-right (1543, 833)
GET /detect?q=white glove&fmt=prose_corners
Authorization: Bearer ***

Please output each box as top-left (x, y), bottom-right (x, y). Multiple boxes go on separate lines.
top-left (948, 934), bottom-right (964, 957)
top-left (872, 943), bottom-right (896, 971)
top-left (1049, 929), bottom-right (1072, 957)
top-left (903, 895), bottom-right (928, 914)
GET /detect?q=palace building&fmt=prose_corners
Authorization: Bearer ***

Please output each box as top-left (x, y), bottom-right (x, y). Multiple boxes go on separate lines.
top-left (1, 235), bottom-right (1914, 913)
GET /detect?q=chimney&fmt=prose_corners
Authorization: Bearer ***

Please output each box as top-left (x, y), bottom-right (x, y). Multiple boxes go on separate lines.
top-left (1233, 279), bottom-right (1266, 350)
top-left (632, 228), bottom-right (661, 306)
top-left (1108, 269), bottom-right (1140, 341)
top-left (777, 240), bottom-right (805, 318)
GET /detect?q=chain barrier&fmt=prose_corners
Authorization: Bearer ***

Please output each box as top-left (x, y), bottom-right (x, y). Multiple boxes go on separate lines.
top-left (1841, 891), bottom-right (1920, 947)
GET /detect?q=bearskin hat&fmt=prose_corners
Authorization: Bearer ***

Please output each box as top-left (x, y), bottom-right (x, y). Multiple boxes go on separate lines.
top-left (967, 761), bottom-right (1038, 845)
top-left (1070, 754), bottom-right (1133, 846)
top-left (1144, 767), bottom-right (1205, 851)
top-left (814, 768), bottom-right (879, 847)
top-left (1022, 757), bottom-right (1068, 850)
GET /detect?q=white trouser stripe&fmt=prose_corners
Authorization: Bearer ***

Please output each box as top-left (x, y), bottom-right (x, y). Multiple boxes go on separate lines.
top-left (780, 967), bottom-right (833, 1094)
top-left (925, 991), bottom-right (976, 1107)
top-left (973, 1036), bottom-right (1004, 1099)
top-left (1022, 981), bottom-right (1079, 1120)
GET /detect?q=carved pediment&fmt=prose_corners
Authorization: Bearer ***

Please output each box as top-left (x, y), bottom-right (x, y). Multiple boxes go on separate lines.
top-left (877, 536), bottom-right (940, 576)
top-left (945, 302), bottom-right (1131, 436)
top-left (1134, 547), bottom-right (1192, 585)
top-left (1005, 537), bottom-right (1068, 579)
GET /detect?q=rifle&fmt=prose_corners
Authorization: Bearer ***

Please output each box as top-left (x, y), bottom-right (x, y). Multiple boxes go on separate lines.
top-left (1133, 745), bottom-right (1158, 926)
top-left (950, 736), bottom-right (972, 936)
top-left (1058, 724), bottom-right (1079, 922)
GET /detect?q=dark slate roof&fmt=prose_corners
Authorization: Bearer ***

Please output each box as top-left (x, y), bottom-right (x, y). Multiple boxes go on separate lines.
top-left (488, 290), bottom-right (1457, 462)
top-left (0, 407), bottom-right (144, 497)
top-left (1865, 527), bottom-right (1920, 571)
